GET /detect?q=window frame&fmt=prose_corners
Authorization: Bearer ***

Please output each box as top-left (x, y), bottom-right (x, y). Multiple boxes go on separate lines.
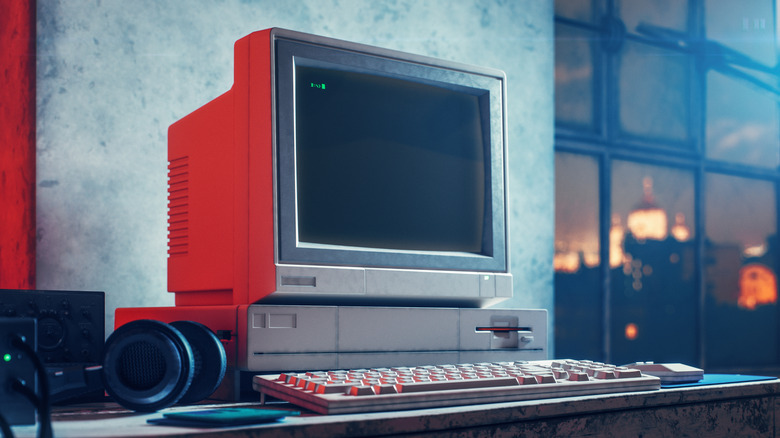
top-left (554, 0), bottom-right (780, 371)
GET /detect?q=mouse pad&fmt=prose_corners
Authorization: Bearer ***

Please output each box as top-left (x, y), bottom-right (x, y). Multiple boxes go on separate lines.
top-left (661, 374), bottom-right (778, 388)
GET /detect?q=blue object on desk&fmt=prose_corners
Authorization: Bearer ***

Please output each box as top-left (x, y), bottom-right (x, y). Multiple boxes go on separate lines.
top-left (661, 374), bottom-right (778, 389)
top-left (147, 407), bottom-right (300, 428)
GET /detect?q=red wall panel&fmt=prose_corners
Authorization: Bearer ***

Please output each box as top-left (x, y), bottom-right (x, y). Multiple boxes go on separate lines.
top-left (0, 0), bottom-right (36, 289)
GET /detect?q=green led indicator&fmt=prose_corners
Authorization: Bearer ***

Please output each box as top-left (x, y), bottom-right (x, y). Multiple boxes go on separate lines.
top-left (3, 354), bottom-right (11, 362)
top-left (310, 82), bottom-right (326, 90)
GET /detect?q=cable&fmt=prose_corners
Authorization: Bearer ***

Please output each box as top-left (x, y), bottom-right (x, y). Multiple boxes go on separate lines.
top-left (0, 410), bottom-right (15, 438)
top-left (11, 335), bottom-right (52, 438)
top-left (12, 379), bottom-right (39, 411)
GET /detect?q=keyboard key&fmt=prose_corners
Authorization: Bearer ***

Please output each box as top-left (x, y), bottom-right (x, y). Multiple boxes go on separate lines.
top-left (373, 384), bottom-right (398, 394)
top-left (278, 372), bottom-right (298, 384)
top-left (534, 374), bottom-right (556, 384)
top-left (347, 385), bottom-right (375, 396)
top-left (304, 379), bottom-right (327, 391)
top-left (615, 368), bottom-right (643, 379)
top-left (515, 375), bottom-right (538, 385)
top-left (593, 369), bottom-right (617, 380)
top-left (315, 382), bottom-right (355, 394)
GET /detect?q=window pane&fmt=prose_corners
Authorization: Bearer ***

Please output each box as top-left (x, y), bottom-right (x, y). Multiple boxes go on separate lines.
top-left (619, 0), bottom-right (689, 35)
top-left (704, 0), bottom-right (779, 168)
top-left (554, 152), bottom-right (601, 360)
top-left (555, 0), bottom-right (599, 24)
top-left (610, 161), bottom-right (697, 365)
top-left (705, 71), bottom-right (780, 168)
top-left (705, 0), bottom-right (777, 67)
top-left (555, 23), bottom-right (597, 130)
top-left (705, 174), bottom-right (777, 368)
top-left (618, 40), bottom-right (690, 143)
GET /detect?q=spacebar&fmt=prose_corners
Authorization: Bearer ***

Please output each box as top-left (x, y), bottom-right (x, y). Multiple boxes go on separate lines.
top-left (395, 377), bottom-right (520, 393)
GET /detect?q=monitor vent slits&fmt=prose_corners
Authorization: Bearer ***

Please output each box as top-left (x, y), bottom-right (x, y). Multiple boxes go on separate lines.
top-left (168, 156), bottom-right (189, 257)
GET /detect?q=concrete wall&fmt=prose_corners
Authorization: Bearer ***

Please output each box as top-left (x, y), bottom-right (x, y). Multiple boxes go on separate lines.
top-left (36, 0), bottom-right (554, 344)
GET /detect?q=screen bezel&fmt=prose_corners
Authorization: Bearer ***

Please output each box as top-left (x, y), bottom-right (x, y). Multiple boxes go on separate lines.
top-left (273, 33), bottom-right (508, 272)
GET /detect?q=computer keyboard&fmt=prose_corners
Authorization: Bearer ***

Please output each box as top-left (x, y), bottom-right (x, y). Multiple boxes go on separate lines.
top-left (252, 359), bottom-right (662, 414)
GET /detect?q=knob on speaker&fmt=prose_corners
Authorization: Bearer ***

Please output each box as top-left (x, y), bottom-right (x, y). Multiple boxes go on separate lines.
top-left (102, 319), bottom-right (226, 412)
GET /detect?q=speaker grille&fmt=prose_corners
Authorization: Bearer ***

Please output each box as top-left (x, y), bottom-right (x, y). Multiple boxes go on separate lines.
top-left (118, 341), bottom-right (167, 391)
top-left (168, 156), bottom-right (189, 257)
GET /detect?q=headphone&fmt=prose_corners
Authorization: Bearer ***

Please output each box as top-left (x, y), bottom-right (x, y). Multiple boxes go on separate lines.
top-left (101, 319), bottom-right (227, 412)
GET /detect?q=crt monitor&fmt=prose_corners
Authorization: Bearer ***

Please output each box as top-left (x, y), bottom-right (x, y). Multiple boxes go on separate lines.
top-left (166, 28), bottom-right (511, 308)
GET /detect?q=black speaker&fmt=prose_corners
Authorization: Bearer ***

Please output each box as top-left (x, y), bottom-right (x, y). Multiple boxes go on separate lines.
top-left (0, 289), bottom-right (104, 366)
top-left (101, 319), bottom-right (226, 412)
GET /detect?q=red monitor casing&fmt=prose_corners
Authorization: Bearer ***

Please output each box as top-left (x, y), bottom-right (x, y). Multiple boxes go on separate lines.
top-left (167, 29), bottom-right (276, 307)
top-left (115, 29), bottom-right (277, 370)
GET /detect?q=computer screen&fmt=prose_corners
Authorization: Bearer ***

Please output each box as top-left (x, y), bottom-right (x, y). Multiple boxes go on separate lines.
top-left (166, 28), bottom-right (512, 307)
top-left (293, 65), bottom-right (486, 255)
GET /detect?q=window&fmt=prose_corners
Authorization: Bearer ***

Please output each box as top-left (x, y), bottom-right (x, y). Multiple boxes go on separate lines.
top-left (554, 0), bottom-right (780, 372)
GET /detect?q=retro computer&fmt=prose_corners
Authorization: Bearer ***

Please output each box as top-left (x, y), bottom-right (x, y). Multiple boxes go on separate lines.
top-left (115, 28), bottom-right (547, 386)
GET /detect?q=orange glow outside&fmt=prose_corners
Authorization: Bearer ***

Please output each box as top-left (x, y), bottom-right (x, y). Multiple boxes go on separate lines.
top-left (609, 214), bottom-right (625, 268)
top-left (625, 323), bottom-right (638, 340)
top-left (738, 263), bottom-right (778, 310)
top-left (671, 213), bottom-right (691, 242)
top-left (627, 208), bottom-right (668, 241)
top-left (627, 178), bottom-right (668, 241)
top-left (553, 250), bottom-right (600, 273)
top-left (553, 251), bottom-right (580, 273)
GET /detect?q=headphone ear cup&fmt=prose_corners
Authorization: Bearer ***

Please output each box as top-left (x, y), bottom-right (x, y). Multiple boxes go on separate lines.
top-left (102, 319), bottom-right (194, 412)
top-left (169, 320), bottom-right (226, 405)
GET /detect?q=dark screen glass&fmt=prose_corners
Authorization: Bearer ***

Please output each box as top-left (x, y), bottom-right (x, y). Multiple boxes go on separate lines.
top-left (294, 65), bottom-right (487, 253)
